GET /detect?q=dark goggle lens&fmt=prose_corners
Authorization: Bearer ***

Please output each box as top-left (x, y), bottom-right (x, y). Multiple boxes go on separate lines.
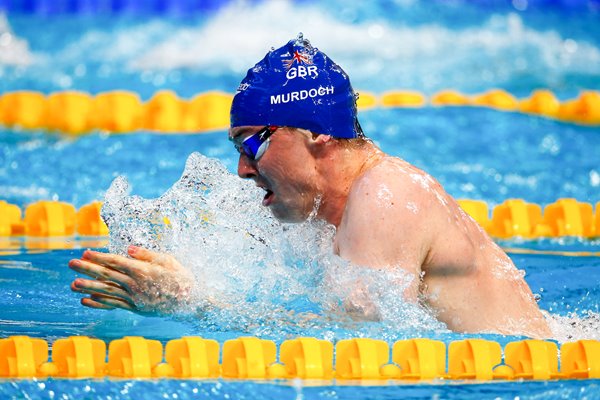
top-left (240, 126), bottom-right (277, 160)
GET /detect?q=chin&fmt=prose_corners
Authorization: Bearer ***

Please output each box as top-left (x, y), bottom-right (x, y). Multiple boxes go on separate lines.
top-left (269, 205), bottom-right (309, 223)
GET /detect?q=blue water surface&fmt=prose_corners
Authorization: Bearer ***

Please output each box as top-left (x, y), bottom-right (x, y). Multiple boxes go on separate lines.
top-left (2, 378), bottom-right (600, 400)
top-left (2, 106), bottom-right (599, 209)
top-left (1, 0), bottom-right (600, 399)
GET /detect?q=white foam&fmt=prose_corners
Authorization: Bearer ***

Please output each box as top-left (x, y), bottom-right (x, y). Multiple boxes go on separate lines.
top-left (101, 152), bottom-right (444, 335)
top-left (0, 184), bottom-right (50, 200)
top-left (547, 310), bottom-right (600, 343)
top-left (53, 20), bottom-right (168, 66)
top-left (2, 3), bottom-right (599, 92)
top-left (123, 2), bottom-right (600, 89)
top-left (98, 152), bottom-right (600, 340)
top-left (0, 13), bottom-right (34, 66)
top-left (10, 1), bottom-right (596, 91)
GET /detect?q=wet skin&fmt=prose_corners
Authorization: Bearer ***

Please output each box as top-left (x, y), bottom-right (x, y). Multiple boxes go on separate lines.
top-left (234, 126), bottom-right (550, 337)
top-left (69, 246), bottom-right (193, 315)
top-left (70, 126), bottom-right (551, 337)
top-left (334, 156), bottom-right (550, 337)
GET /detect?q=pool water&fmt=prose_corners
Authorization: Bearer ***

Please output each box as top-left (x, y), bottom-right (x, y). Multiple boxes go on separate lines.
top-left (1, 0), bottom-right (600, 398)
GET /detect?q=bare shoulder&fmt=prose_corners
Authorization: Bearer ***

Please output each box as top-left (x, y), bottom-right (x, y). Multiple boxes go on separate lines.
top-left (335, 156), bottom-right (437, 267)
top-left (347, 156), bottom-right (445, 215)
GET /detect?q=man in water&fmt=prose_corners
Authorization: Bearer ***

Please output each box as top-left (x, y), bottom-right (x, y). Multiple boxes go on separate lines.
top-left (69, 36), bottom-right (551, 338)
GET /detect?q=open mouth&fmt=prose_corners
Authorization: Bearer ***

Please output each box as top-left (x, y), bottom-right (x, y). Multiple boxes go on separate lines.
top-left (262, 189), bottom-right (274, 206)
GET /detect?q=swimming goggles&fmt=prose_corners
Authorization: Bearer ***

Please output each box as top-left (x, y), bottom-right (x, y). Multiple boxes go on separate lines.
top-left (237, 126), bottom-right (279, 161)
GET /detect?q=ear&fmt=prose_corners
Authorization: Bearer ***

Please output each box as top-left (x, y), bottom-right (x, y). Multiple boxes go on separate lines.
top-left (308, 134), bottom-right (333, 157)
top-left (313, 134), bottom-right (332, 144)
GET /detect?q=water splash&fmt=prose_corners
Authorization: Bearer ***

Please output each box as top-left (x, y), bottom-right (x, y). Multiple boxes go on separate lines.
top-left (4, 2), bottom-right (599, 94)
top-left (101, 152), bottom-right (443, 338)
top-left (122, 2), bottom-right (600, 92)
top-left (0, 13), bottom-right (33, 66)
top-left (100, 152), bottom-right (600, 340)
top-left (547, 311), bottom-right (600, 343)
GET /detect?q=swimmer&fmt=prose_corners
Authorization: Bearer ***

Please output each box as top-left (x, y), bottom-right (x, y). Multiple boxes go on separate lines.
top-left (69, 35), bottom-right (551, 338)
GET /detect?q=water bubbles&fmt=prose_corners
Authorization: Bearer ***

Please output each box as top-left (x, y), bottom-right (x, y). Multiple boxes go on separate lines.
top-left (511, 0), bottom-right (528, 11)
top-left (460, 183), bottom-right (475, 193)
top-left (564, 39), bottom-right (578, 54)
top-left (152, 73), bottom-right (167, 87)
top-left (293, 32), bottom-right (318, 57)
top-left (56, 73), bottom-right (73, 88)
top-left (590, 170), bottom-right (600, 187)
top-left (548, 310), bottom-right (600, 343)
top-left (101, 153), bottom-right (443, 337)
top-left (540, 134), bottom-right (561, 155)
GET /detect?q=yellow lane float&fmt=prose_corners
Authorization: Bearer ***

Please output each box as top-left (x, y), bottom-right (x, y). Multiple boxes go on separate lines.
top-left (381, 90), bottom-right (426, 107)
top-left (431, 90), bottom-right (471, 106)
top-left (181, 91), bottom-right (233, 132)
top-left (1, 335), bottom-right (599, 381)
top-left (519, 89), bottom-right (560, 117)
top-left (472, 89), bottom-right (519, 111)
top-left (47, 91), bottom-right (93, 134)
top-left (1, 89), bottom-right (599, 133)
top-left (1, 198), bottom-right (598, 239)
top-left (0, 91), bottom-right (47, 129)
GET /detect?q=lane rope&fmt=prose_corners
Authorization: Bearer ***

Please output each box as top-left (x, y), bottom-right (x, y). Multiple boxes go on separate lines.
top-left (1, 198), bottom-right (599, 239)
top-left (0, 335), bottom-right (598, 380)
top-left (0, 89), bottom-right (599, 135)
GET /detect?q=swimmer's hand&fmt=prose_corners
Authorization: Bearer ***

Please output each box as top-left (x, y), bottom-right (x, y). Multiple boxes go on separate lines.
top-left (68, 246), bottom-right (195, 316)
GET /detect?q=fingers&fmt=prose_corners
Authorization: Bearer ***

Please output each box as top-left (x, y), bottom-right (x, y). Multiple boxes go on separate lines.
top-left (89, 294), bottom-right (136, 311)
top-left (127, 245), bottom-right (167, 264)
top-left (80, 297), bottom-right (115, 310)
top-left (81, 295), bottom-right (135, 312)
top-left (69, 258), bottom-right (133, 289)
top-left (71, 278), bottom-right (130, 300)
top-left (73, 279), bottom-right (137, 312)
top-left (81, 249), bottom-right (146, 275)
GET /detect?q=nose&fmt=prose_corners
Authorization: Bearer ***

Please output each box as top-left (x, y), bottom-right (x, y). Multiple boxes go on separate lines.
top-left (237, 153), bottom-right (258, 179)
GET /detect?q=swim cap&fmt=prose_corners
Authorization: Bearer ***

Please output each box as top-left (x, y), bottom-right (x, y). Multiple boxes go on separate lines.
top-left (230, 34), bottom-right (363, 139)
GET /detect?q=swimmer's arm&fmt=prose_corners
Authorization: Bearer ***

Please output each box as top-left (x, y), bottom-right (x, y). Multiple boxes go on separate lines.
top-left (68, 246), bottom-right (205, 317)
top-left (335, 173), bottom-right (430, 314)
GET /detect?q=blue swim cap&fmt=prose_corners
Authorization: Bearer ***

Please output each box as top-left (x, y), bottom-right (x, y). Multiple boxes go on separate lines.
top-left (230, 34), bottom-right (363, 139)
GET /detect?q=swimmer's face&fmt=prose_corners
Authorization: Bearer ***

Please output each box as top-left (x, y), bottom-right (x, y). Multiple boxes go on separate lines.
top-left (230, 126), bottom-right (318, 222)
